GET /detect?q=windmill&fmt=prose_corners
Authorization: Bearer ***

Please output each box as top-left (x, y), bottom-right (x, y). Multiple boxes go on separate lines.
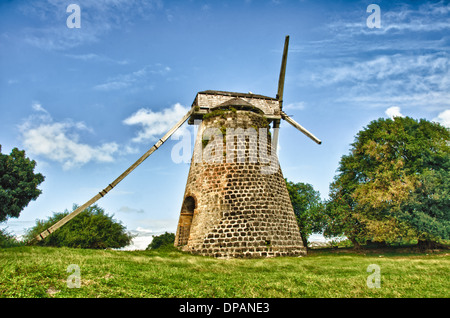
top-left (32, 36), bottom-right (321, 258)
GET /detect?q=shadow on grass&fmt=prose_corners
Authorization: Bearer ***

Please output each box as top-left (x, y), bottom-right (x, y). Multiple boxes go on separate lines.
top-left (307, 243), bottom-right (450, 257)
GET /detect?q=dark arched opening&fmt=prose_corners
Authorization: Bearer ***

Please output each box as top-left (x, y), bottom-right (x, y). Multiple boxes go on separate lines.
top-left (182, 196), bottom-right (195, 214)
top-left (176, 196), bottom-right (196, 246)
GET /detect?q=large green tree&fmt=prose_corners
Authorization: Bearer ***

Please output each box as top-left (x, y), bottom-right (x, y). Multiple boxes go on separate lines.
top-left (285, 179), bottom-right (325, 248)
top-left (25, 204), bottom-right (133, 249)
top-left (325, 117), bottom-right (450, 247)
top-left (0, 146), bottom-right (45, 222)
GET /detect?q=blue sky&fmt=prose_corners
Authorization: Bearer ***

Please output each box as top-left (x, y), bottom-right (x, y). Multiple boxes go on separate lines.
top-left (1, 0), bottom-right (449, 249)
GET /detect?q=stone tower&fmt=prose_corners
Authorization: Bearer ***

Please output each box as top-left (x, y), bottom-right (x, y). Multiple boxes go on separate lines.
top-left (174, 90), bottom-right (307, 258)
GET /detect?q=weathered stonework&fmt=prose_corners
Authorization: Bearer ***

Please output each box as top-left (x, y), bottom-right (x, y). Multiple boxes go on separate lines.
top-left (174, 91), bottom-right (306, 258)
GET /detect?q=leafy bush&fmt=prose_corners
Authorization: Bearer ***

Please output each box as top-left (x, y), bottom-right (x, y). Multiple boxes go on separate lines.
top-left (146, 232), bottom-right (175, 250)
top-left (285, 179), bottom-right (326, 248)
top-left (0, 228), bottom-right (22, 247)
top-left (25, 204), bottom-right (133, 249)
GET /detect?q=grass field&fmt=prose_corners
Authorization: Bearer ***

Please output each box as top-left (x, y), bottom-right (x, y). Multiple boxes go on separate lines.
top-left (0, 246), bottom-right (448, 298)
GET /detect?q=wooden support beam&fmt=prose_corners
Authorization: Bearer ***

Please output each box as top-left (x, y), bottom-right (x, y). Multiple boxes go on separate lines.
top-left (272, 119), bottom-right (281, 154)
top-left (32, 108), bottom-right (194, 243)
top-left (281, 111), bottom-right (322, 145)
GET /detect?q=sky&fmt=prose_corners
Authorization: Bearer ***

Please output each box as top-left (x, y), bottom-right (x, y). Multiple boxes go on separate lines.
top-left (1, 0), bottom-right (449, 249)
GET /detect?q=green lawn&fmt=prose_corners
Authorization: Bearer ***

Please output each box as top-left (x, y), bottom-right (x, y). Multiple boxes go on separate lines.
top-left (0, 246), bottom-right (448, 298)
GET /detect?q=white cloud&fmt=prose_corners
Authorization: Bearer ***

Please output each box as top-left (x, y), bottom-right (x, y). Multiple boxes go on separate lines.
top-left (118, 206), bottom-right (145, 214)
top-left (284, 101), bottom-right (306, 111)
top-left (312, 53), bottom-right (450, 87)
top-left (31, 102), bottom-right (49, 114)
top-left (94, 64), bottom-right (170, 91)
top-left (65, 53), bottom-right (129, 65)
top-left (385, 106), bottom-right (404, 119)
top-left (123, 103), bottom-right (190, 143)
top-left (433, 109), bottom-right (450, 128)
top-left (294, 2), bottom-right (450, 114)
top-left (20, 0), bottom-right (163, 51)
top-left (19, 103), bottom-right (119, 170)
top-left (119, 227), bottom-right (153, 251)
top-left (136, 227), bottom-right (153, 233)
top-left (325, 2), bottom-right (450, 37)
top-left (306, 52), bottom-right (450, 112)
top-left (94, 81), bottom-right (131, 91)
top-left (118, 222), bottom-right (177, 251)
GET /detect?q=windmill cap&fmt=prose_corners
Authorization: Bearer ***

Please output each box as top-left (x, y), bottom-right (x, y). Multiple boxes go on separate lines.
top-left (191, 90), bottom-right (281, 119)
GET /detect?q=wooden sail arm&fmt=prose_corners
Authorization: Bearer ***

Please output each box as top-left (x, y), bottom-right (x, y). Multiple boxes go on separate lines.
top-left (32, 107), bottom-right (194, 243)
top-left (272, 35), bottom-right (290, 154)
top-left (276, 35), bottom-right (289, 108)
top-left (280, 111), bottom-right (322, 145)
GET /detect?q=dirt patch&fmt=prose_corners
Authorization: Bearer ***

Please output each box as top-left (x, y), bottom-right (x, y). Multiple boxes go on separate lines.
top-left (46, 286), bottom-right (61, 297)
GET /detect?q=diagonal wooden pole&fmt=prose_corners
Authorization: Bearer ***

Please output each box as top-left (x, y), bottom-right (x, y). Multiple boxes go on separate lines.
top-left (273, 35), bottom-right (290, 153)
top-left (276, 35), bottom-right (289, 106)
top-left (280, 111), bottom-right (322, 145)
top-left (31, 108), bottom-right (193, 243)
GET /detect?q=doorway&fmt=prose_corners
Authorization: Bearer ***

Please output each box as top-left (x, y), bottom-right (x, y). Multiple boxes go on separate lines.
top-left (177, 196), bottom-right (195, 246)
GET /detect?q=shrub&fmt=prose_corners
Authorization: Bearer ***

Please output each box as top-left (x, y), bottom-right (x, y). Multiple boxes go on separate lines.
top-left (0, 228), bottom-right (22, 247)
top-left (25, 204), bottom-right (133, 249)
top-left (146, 232), bottom-right (175, 250)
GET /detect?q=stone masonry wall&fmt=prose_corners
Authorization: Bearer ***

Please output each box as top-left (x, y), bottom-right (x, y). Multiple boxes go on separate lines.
top-left (174, 109), bottom-right (306, 258)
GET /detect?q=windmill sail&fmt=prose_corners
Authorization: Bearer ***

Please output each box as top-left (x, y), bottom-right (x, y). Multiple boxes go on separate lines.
top-left (276, 35), bottom-right (289, 105)
top-left (32, 108), bottom-right (193, 242)
top-left (272, 35), bottom-right (290, 153)
top-left (281, 111), bottom-right (322, 145)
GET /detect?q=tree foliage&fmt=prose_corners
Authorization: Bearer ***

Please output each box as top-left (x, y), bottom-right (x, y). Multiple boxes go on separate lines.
top-left (325, 116), bottom-right (450, 246)
top-left (0, 146), bottom-right (45, 222)
top-left (399, 162), bottom-right (450, 243)
top-left (25, 204), bottom-right (133, 249)
top-left (146, 232), bottom-right (175, 250)
top-left (285, 179), bottom-right (325, 248)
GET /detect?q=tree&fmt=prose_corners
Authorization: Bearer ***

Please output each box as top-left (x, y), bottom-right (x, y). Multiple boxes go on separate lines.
top-left (285, 179), bottom-right (325, 248)
top-left (0, 146), bottom-right (45, 222)
top-left (146, 232), bottom-right (175, 250)
top-left (325, 116), bottom-right (450, 247)
top-left (399, 162), bottom-right (450, 247)
top-left (25, 204), bottom-right (133, 249)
